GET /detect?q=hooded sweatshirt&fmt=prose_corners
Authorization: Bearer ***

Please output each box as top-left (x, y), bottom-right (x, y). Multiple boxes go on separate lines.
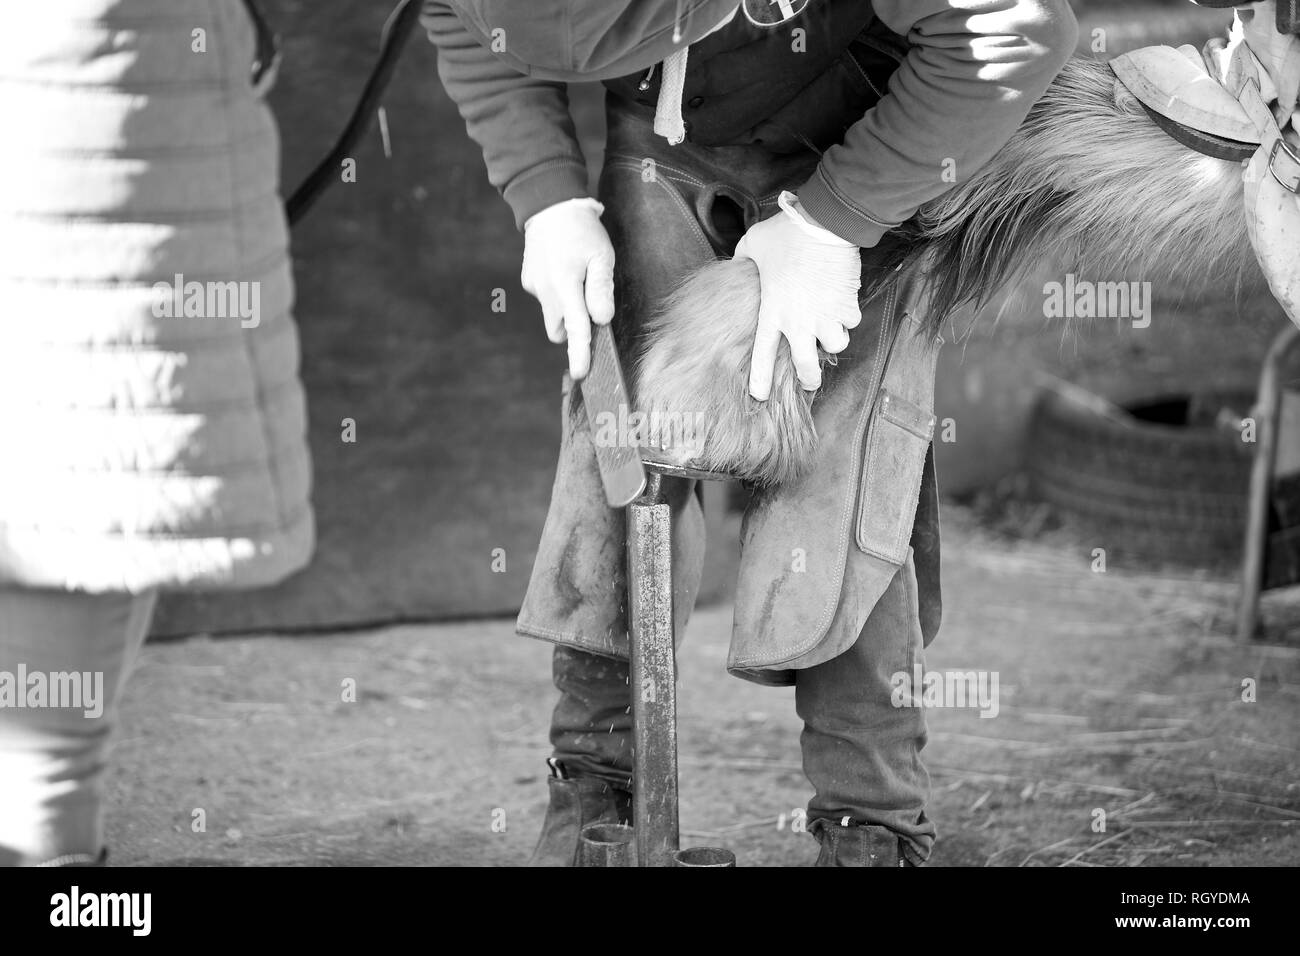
top-left (422, 0), bottom-right (1079, 247)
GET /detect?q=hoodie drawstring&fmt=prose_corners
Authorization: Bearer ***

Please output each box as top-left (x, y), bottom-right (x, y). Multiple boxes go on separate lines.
top-left (654, 2), bottom-right (742, 146)
top-left (654, 47), bottom-right (690, 145)
top-left (653, 0), bottom-right (695, 145)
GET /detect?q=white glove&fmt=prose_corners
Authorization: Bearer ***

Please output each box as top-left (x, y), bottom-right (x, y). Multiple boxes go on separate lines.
top-left (521, 197), bottom-right (616, 380)
top-left (734, 191), bottom-right (861, 400)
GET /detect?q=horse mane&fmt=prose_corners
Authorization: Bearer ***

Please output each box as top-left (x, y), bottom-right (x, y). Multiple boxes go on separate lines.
top-left (866, 55), bottom-right (1252, 334)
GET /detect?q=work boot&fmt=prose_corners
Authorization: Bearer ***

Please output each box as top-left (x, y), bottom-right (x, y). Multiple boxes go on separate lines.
top-left (527, 760), bottom-right (632, 867)
top-left (812, 819), bottom-right (917, 867)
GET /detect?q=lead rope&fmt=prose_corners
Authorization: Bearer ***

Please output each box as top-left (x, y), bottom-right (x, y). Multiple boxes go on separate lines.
top-left (1238, 74), bottom-right (1300, 191)
top-left (285, 0), bottom-right (422, 225)
top-left (1223, 34), bottom-right (1300, 192)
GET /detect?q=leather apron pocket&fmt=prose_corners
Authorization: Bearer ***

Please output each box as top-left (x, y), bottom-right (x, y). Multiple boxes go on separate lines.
top-left (854, 310), bottom-right (940, 565)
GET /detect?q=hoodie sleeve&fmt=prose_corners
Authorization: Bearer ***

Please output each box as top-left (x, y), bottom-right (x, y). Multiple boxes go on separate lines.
top-left (798, 0), bottom-right (1078, 248)
top-left (422, 1), bottom-right (590, 230)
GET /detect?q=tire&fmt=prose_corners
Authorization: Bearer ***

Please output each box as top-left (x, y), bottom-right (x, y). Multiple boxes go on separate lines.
top-left (1272, 472), bottom-right (1300, 531)
top-left (1026, 389), bottom-right (1256, 567)
top-left (1265, 526), bottom-right (1300, 590)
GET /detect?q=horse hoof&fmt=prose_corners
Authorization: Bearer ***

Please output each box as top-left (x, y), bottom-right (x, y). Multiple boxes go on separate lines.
top-left (632, 257), bottom-right (819, 487)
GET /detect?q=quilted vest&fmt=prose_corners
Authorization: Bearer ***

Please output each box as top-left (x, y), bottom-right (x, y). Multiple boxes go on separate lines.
top-left (0, 0), bottom-right (314, 593)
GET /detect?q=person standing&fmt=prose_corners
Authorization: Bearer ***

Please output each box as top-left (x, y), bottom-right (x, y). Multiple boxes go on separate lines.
top-left (424, 0), bottom-right (1077, 865)
top-left (0, 0), bottom-right (313, 866)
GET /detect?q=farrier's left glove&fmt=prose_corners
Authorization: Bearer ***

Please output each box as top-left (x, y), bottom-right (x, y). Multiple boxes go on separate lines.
top-left (734, 190), bottom-right (862, 401)
top-left (520, 197), bottom-right (616, 381)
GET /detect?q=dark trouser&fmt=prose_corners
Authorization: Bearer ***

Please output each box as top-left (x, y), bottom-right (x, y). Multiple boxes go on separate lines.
top-left (537, 95), bottom-right (937, 861)
top-left (549, 549), bottom-right (935, 861)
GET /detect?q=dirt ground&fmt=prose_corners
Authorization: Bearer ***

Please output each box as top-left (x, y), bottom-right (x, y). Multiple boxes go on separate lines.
top-left (106, 505), bottom-right (1300, 867)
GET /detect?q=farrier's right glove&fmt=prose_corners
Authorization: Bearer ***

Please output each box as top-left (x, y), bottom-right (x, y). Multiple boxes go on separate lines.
top-left (521, 197), bottom-right (617, 381)
top-left (734, 191), bottom-right (862, 401)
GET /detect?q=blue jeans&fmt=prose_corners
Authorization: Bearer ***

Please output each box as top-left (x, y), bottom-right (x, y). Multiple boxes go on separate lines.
top-left (540, 96), bottom-right (937, 861)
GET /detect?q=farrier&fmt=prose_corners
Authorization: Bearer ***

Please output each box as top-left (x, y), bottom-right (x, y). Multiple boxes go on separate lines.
top-left (423, 0), bottom-right (1078, 866)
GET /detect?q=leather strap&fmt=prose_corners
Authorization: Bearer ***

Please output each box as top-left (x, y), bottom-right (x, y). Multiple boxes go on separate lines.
top-left (1112, 24), bottom-right (1300, 181)
top-left (1138, 100), bottom-right (1260, 161)
top-left (1238, 75), bottom-right (1300, 192)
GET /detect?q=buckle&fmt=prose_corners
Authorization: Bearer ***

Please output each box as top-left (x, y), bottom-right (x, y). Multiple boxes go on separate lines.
top-left (1269, 136), bottom-right (1300, 194)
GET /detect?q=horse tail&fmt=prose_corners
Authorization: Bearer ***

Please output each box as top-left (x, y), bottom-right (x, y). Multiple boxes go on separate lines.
top-left (875, 55), bottom-right (1250, 335)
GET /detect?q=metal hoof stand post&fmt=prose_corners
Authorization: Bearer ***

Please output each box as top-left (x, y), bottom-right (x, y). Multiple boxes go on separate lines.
top-left (576, 465), bottom-right (738, 868)
top-left (579, 326), bottom-right (737, 867)
top-left (625, 469), bottom-right (681, 866)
